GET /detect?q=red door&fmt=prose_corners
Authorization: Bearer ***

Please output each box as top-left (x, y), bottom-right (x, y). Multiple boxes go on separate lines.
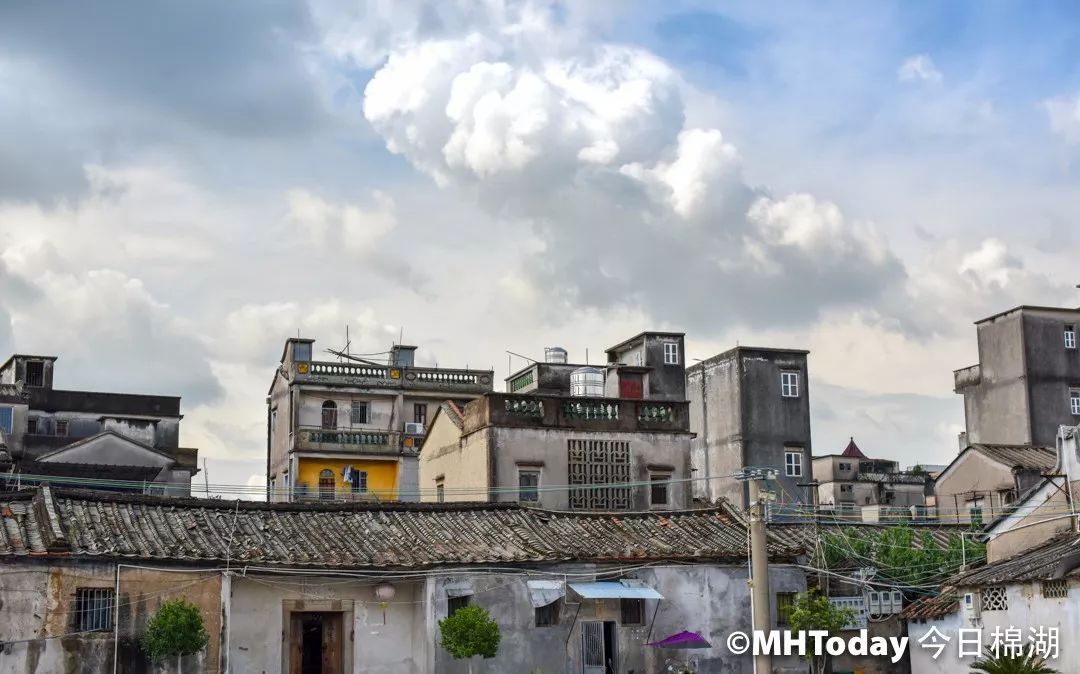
top-left (619, 374), bottom-right (643, 399)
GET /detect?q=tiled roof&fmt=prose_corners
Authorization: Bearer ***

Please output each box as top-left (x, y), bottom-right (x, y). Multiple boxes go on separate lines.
top-left (441, 401), bottom-right (465, 430)
top-left (0, 487), bottom-right (807, 568)
top-left (950, 532), bottom-right (1080, 587)
top-left (969, 444), bottom-right (1056, 472)
top-left (841, 437), bottom-right (867, 459)
top-left (901, 591), bottom-right (958, 620)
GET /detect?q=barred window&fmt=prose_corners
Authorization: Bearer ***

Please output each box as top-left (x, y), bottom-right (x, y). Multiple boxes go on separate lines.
top-left (981, 586), bottom-right (1007, 611)
top-left (350, 401), bottom-right (369, 424)
top-left (74, 588), bottom-right (114, 632)
top-left (776, 592), bottom-right (797, 626)
top-left (1042, 579), bottom-right (1069, 599)
top-left (620, 598), bottom-right (644, 625)
top-left (568, 439), bottom-right (631, 511)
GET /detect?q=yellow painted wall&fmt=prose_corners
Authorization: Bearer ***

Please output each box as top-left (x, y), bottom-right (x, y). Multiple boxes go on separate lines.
top-left (297, 458), bottom-right (399, 501)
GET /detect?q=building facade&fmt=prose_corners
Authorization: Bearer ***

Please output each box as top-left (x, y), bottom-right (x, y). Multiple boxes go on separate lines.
top-left (954, 305), bottom-right (1080, 447)
top-left (0, 354), bottom-right (197, 494)
top-left (813, 438), bottom-right (930, 522)
top-left (933, 443), bottom-right (1056, 525)
top-left (687, 346), bottom-right (813, 507)
top-left (266, 338), bottom-right (493, 502)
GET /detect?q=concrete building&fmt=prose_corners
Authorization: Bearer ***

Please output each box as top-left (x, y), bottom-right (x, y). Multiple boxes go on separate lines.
top-left (0, 485), bottom-right (811, 674)
top-left (0, 353), bottom-right (198, 495)
top-left (813, 438), bottom-right (930, 522)
top-left (932, 443), bottom-right (1056, 525)
top-left (687, 346), bottom-right (813, 508)
top-left (954, 305), bottom-right (1080, 448)
top-left (266, 338), bottom-right (493, 502)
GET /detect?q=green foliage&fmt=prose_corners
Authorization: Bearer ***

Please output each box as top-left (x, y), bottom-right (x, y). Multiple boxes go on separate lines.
top-left (970, 649), bottom-right (1057, 674)
top-left (787, 591), bottom-right (856, 644)
top-left (141, 599), bottom-right (209, 662)
top-left (822, 524), bottom-right (984, 591)
top-left (438, 604), bottom-right (500, 661)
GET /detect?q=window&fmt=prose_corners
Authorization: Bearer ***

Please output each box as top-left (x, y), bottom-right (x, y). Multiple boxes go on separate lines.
top-left (294, 342), bottom-right (312, 361)
top-left (0, 407), bottom-right (11, 435)
top-left (535, 600), bottom-right (560, 627)
top-left (414, 403), bottom-right (427, 426)
top-left (1067, 325), bottom-right (1077, 350)
top-left (776, 592), bottom-right (797, 626)
top-left (318, 469), bottom-right (336, 500)
top-left (620, 598), bottom-right (644, 625)
top-left (784, 450), bottom-right (803, 477)
top-left (349, 401), bottom-right (369, 424)
top-left (436, 480), bottom-right (445, 503)
top-left (981, 586), bottom-right (1007, 611)
top-left (839, 462), bottom-right (851, 472)
top-left (55, 420), bottom-right (68, 436)
top-left (663, 342), bottom-right (679, 365)
top-left (568, 439), bottom-right (631, 510)
top-left (350, 470), bottom-right (368, 493)
top-left (650, 474), bottom-right (670, 507)
top-left (321, 400), bottom-right (338, 429)
top-left (1042, 579), bottom-right (1069, 599)
top-left (840, 484), bottom-right (853, 493)
top-left (74, 588), bottom-right (114, 632)
top-left (25, 361), bottom-right (44, 388)
top-left (781, 371), bottom-right (799, 397)
top-left (1071, 389), bottom-right (1080, 416)
top-left (968, 498), bottom-right (984, 526)
top-left (27, 418), bottom-right (37, 434)
top-left (447, 594), bottom-right (471, 616)
top-left (518, 470), bottom-right (540, 503)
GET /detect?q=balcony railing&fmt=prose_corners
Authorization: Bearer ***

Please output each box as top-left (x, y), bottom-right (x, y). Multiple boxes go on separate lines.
top-left (479, 393), bottom-right (690, 433)
top-left (295, 361), bottom-right (493, 393)
top-left (296, 427), bottom-right (399, 455)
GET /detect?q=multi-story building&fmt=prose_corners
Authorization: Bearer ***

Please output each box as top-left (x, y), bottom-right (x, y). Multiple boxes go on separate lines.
top-left (420, 332), bottom-right (693, 510)
top-left (954, 305), bottom-right (1080, 447)
top-left (812, 438), bottom-right (929, 522)
top-left (687, 346), bottom-right (813, 508)
top-left (266, 338), bottom-right (494, 502)
top-left (0, 354), bottom-right (198, 494)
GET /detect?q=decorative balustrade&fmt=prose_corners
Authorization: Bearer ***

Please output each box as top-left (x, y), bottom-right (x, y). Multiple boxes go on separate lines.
top-left (297, 361), bottom-right (493, 391)
top-left (563, 400), bottom-right (619, 421)
top-left (410, 370), bottom-right (480, 385)
top-left (306, 362), bottom-right (389, 378)
top-left (298, 427), bottom-right (396, 453)
top-left (509, 371), bottom-right (535, 392)
top-left (637, 403), bottom-right (675, 423)
top-left (505, 398), bottom-right (544, 418)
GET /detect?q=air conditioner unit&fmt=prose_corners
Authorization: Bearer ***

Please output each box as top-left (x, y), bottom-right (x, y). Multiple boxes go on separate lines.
top-left (404, 422), bottom-right (425, 435)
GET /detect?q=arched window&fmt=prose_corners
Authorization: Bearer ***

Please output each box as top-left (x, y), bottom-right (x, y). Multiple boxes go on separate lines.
top-left (319, 469), bottom-right (335, 500)
top-left (321, 400), bottom-right (337, 430)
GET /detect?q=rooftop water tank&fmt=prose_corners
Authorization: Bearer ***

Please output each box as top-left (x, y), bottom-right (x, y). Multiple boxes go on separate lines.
top-left (570, 366), bottom-right (605, 397)
top-left (544, 346), bottom-right (568, 364)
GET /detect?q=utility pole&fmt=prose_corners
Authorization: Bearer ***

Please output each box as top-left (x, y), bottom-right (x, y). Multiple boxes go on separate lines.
top-left (736, 468), bottom-right (774, 674)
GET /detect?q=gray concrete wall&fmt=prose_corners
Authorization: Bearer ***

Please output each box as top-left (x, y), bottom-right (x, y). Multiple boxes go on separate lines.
top-left (961, 311), bottom-right (1030, 445)
top-left (687, 352), bottom-right (743, 505)
top-left (1022, 310), bottom-right (1080, 446)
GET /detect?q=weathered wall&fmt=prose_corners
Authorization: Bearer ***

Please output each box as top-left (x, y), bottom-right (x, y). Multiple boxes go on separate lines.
top-left (962, 311), bottom-right (1030, 445)
top-left (933, 450), bottom-right (1014, 524)
top-left (417, 413), bottom-right (487, 503)
top-left (906, 611), bottom-right (963, 674)
top-left (295, 457), bottom-right (399, 500)
top-left (0, 561), bottom-right (221, 674)
top-left (985, 481), bottom-right (1072, 563)
top-left (687, 353), bottom-right (743, 505)
top-left (297, 389), bottom-right (396, 431)
top-left (1022, 310), bottom-right (1080, 447)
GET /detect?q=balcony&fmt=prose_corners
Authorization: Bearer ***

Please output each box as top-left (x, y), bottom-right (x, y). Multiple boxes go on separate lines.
top-left (953, 363), bottom-right (981, 392)
top-left (294, 361), bottom-right (493, 394)
top-left (295, 427), bottom-right (400, 456)
top-left (469, 393), bottom-right (691, 433)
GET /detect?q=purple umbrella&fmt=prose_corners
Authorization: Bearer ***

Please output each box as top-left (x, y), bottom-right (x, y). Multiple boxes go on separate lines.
top-left (647, 631), bottom-right (712, 649)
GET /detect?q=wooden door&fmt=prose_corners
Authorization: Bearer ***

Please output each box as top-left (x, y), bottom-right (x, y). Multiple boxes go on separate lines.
top-left (322, 613), bottom-right (342, 674)
top-left (619, 374), bottom-right (643, 399)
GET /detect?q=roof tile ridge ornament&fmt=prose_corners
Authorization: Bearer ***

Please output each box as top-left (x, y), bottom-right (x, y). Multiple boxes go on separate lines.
top-left (32, 483), bottom-right (70, 553)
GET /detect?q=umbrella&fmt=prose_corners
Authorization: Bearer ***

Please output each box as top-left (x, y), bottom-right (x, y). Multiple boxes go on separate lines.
top-left (646, 631), bottom-right (712, 649)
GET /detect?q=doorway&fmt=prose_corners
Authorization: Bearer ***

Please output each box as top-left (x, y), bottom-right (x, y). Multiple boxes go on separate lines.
top-left (618, 373), bottom-right (643, 399)
top-left (290, 612), bottom-right (343, 674)
top-left (582, 620), bottom-right (618, 674)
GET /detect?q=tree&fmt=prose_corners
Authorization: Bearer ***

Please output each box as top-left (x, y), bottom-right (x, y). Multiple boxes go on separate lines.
top-left (142, 599), bottom-right (209, 672)
top-left (822, 525), bottom-right (984, 591)
top-left (438, 604), bottom-right (500, 673)
top-left (970, 649), bottom-right (1057, 674)
top-left (786, 591), bottom-right (856, 674)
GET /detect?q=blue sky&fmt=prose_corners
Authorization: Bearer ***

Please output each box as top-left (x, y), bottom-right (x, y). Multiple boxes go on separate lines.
top-left (0, 1), bottom-right (1078, 488)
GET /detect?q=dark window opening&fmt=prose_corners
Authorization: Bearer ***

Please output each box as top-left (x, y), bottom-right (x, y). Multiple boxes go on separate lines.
top-left (776, 592), bottom-right (797, 626)
top-left (650, 474), bottom-right (669, 506)
top-left (413, 403), bottom-right (427, 426)
top-left (25, 361), bottom-right (45, 388)
top-left (518, 470), bottom-right (540, 502)
top-left (535, 600), bottom-right (560, 627)
top-left (75, 588), bottom-right (114, 632)
top-left (447, 594), bottom-right (471, 616)
top-left (27, 418), bottom-right (38, 434)
top-left (55, 420), bottom-right (68, 436)
top-left (321, 400), bottom-right (338, 429)
top-left (620, 598), bottom-right (644, 625)
top-left (436, 482), bottom-right (445, 503)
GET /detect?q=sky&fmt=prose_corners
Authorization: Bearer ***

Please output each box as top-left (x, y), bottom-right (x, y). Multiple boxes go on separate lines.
top-left (2, 0), bottom-right (1080, 490)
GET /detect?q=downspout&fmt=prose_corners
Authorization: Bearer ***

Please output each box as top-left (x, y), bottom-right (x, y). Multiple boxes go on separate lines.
top-left (112, 563), bottom-right (121, 674)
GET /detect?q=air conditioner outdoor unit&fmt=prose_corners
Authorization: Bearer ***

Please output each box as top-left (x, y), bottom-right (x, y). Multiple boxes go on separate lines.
top-left (404, 422), bottom-right (425, 435)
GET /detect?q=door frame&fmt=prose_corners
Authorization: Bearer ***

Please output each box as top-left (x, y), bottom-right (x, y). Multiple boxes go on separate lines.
top-left (282, 599), bottom-right (353, 674)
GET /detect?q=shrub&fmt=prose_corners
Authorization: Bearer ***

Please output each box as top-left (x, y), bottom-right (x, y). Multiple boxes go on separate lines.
top-left (142, 598), bottom-right (209, 663)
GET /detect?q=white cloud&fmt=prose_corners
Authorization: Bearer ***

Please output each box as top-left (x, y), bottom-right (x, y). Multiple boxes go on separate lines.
top-left (1043, 91), bottom-right (1080, 143)
top-left (897, 54), bottom-right (943, 84)
top-left (287, 189), bottom-right (397, 253)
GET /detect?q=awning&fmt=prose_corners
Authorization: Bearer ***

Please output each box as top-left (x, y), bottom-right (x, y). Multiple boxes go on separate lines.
top-left (568, 581), bottom-right (663, 600)
top-left (526, 580), bottom-right (565, 608)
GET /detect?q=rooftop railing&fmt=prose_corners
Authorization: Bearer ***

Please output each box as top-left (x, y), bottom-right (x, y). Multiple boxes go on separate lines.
top-left (475, 393), bottom-right (690, 433)
top-left (295, 361), bottom-right (493, 393)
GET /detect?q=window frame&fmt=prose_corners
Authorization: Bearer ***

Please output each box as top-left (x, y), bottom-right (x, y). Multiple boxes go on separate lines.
top-left (318, 469), bottom-right (336, 500)
top-left (649, 473), bottom-right (670, 507)
top-left (1067, 325), bottom-right (1077, 350)
top-left (435, 480), bottom-right (445, 503)
top-left (620, 598), bottom-right (645, 626)
top-left (1071, 388), bottom-right (1080, 416)
top-left (517, 469), bottom-right (540, 503)
top-left (55, 420), bottom-right (69, 437)
top-left (784, 449), bottom-right (803, 478)
top-left (535, 600), bottom-right (560, 627)
top-left (413, 403), bottom-right (428, 426)
top-left (0, 406), bottom-right (11, 435)
top-left (447, 594), bottom-right (471, 616)
top-left (350, 470), bottom-right (368, 494)
top-left (776, 592), bottom-right (797, 626)
top-left (780, 371), bottom-right (800, 398)
top-left (662, 342), bottom-right (679, 365)
top-left (27, 417), bottom-right (38, 435)
top-left (349, 401), bottom-right (369, 425)
top-left (25, 361), bottom-right (45, 388)
top-left (321, 400), bottom-right (338, 430)
top-left (74, 587), bottom-right (114, 632)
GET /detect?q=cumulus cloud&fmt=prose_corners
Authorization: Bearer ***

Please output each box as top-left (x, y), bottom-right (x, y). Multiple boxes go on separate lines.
top-left (287, 189), bottom-right (398, 252)
top-left (897, 54), bottom-right (943, 84)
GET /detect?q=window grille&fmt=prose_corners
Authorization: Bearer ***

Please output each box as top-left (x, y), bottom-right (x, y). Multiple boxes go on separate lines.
top-left (350, 401), bottom-right (369, 424)
top-left (776, 592), bottom-right (797, 626)
top-left (75, 588), bottom-right (114, 632)
top-left (25, 361), bottom-right (45, 388)
top-left (1042, 579), bottom-right (1069, 599)
top-left (981, 586), bottom-right (1007, 611)
top-left (535, 601), bottom-right (559, 627)
top-left (620, 598), bottom-right (644, 625)
top-left (568, 439), bottom-right (631, 510)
